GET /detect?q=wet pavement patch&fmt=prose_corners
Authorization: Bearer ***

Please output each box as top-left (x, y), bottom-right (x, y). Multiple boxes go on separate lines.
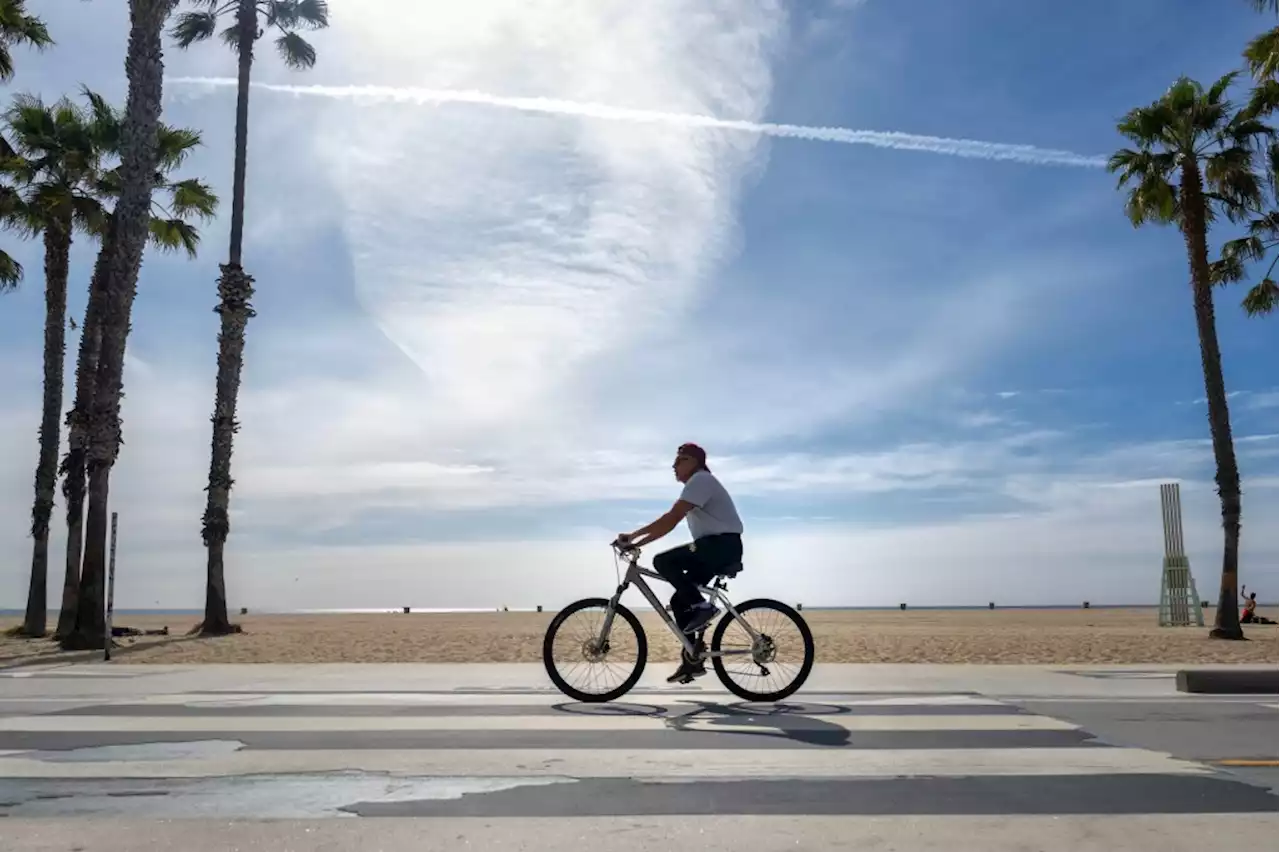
top-left (0, 773), bottom-right (578, 819)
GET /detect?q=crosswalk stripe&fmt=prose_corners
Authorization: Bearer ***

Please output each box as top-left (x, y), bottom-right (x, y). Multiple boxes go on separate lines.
top-left (123, 691), bottom-right (1008, 707)
top-left (0, 745), bottom-right (1215, 779)
top-left (0, 712), bottom-right (1078, 733)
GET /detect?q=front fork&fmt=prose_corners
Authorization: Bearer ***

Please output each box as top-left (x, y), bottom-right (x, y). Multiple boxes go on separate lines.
top-left (595, 582), bottom-right (627, 647)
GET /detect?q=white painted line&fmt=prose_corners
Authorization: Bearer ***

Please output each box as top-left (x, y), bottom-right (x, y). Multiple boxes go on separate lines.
top-left (0, 746), bottom-right (1213, 779)
top-left (122, 692), bottom-right (1010, 708)
top-left (2, 813), bottom-right (1274, 852)
top-left (0, 713), bottom-right (1076, 733)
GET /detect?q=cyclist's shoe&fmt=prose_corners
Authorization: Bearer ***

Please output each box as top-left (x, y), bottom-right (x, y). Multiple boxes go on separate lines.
top-left (666, 658), bottom-right (706, 684)
top-left (682, 602), bottom-right (720, 634)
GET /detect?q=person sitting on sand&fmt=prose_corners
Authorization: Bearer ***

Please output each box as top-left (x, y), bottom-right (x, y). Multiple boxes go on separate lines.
top-left (1240, 586), bottom-right (1276, 624)
top-left (615, 442), bottom-right (744, 685)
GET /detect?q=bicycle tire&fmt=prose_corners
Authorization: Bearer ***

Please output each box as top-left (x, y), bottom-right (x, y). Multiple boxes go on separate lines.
top-left (542, 597), bottom-right (648, 703)
top-left (709, 598), bottom-right (814, 702)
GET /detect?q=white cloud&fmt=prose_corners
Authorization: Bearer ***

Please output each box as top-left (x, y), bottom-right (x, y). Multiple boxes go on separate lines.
top-left (1246, 388), bottom-right (1278, 409)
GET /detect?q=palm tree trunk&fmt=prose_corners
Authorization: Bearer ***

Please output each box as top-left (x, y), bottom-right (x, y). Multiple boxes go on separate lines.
top-left (197, 0), bottom-right (256, 636)
top-left (61, 0), bottom-right (173, 652)
top-left (1180, 161), bottom-right (1245, 641)
top-left (227, 0), bottom-right (254, 269)
top-left (19, 216), bottom-right (72, 638)
top-left (200, 265), bottom-right (253, 635)
top-left (55, 228), bottom-right (112, 639)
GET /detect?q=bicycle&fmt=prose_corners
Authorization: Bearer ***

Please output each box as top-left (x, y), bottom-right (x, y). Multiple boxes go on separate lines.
top-left (542, 541), bottom-right (815, 703)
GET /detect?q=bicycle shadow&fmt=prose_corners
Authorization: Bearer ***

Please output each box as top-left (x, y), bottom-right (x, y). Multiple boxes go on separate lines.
top-left (551, 700), bottom-right (853, 746)
top-left (662, 700), bottom-right (852, 747)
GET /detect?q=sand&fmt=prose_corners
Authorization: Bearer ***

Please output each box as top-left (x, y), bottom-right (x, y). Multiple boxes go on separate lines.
top-left (2, 606), bottom-right (1275, 667)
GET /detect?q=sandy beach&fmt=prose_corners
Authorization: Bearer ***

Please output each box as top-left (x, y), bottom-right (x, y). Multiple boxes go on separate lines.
top-left (3, 606), bottom-right (1275, 667)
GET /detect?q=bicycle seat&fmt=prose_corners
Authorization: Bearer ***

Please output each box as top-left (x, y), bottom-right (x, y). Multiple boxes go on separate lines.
top-left (717, 562), bottom-right (742, 579)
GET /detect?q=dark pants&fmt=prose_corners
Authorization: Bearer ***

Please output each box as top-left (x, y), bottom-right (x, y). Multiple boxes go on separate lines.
top-left (653, 533), bottom-right (743, 632)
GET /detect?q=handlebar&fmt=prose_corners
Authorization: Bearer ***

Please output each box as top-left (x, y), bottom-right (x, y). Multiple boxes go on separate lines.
top-left (611, 538), bottom-right (641, 558)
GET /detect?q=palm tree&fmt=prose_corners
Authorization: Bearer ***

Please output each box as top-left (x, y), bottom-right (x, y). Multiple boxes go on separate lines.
top-left (60, 0), bottom-right (182, 651)
top-left (0, 0), bottom-right (53, 293)
top-left (0, 0), bottom-right (51, 81)
top-left (170, 0), bottom-right (329, 635)
top-left (54, 94), bottom-right (217, 640)
top-left (1108, 74), bottom-right (1274, 640)
top-left (1212, 0), bottom-right (1278, 316)
top-left (1, 93), bottom-right (109, 639)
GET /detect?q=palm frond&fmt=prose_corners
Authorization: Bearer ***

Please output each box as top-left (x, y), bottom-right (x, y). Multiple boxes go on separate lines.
top-left (154, 124), bottom-right (203, 170)
top-left (275, 30), bottom-right (316, 69)
top-left (1205, 144), bottom-right (1265, 218)
top-left (1242, 278), bottom-right (1278, 315)
top-left (1127, 173), bottom-right (1179, 227)
top-left (70, 193), bottom-right (108, 236)
top-left (265, 0), bottom-right (328, 30)
top-left (0, 247), bottom-right (22, 291)
top-left (1107, 147), bottom-right (1177, 185)
top-left (1221, 233), bottom-right (1269, 271)
top-left (166, 177), bottom-right (219, 220)
top-left (0, 2), bottom-right (53, 82)
top-left (1210, 253), bottom-right (1246, 286)
top-left (1207, 72), bottom-right (1239, 106)
top-left (1244, 27), bottom-right (1279, 82)
top-left (219, 22), bottom-right (247, 52)
top-left (1116, 103), bottom-right (1176, 148)
top-left (148, 216), bottom-right (201, 257)
top-left (170, 10), bottom-right (220, 48)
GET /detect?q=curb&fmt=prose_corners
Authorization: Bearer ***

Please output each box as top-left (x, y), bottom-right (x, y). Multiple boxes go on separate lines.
top-left (1176, 668), bottom-right (1279, 694)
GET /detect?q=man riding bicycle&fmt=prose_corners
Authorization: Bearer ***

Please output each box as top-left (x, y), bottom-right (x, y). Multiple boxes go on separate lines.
top-left (615, 443), bottom-right (744, 684)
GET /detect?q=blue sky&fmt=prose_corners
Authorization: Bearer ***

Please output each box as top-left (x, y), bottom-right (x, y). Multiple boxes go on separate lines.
top-left (1, 0), bottom-right (1276, 612)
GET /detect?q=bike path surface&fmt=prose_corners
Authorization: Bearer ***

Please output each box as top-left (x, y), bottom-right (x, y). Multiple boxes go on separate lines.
top-left (1, 663), bottom-right (1275, 850)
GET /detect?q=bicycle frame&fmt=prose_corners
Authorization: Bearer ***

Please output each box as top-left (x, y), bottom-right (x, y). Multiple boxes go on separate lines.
top-left (596, 549), bottom-right (763, 660)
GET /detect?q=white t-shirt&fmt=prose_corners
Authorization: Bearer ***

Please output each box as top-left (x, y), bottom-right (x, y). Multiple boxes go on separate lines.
top-left (679, 469), bottom-right (744, 540)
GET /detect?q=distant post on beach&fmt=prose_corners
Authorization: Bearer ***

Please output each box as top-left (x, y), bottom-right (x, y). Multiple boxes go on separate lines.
top-left (104, 511), bottom-right (118, 662)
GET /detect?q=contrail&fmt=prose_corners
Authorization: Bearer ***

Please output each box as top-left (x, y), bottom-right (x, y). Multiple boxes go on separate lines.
top-left (170, 77), bottom-right (1108, 169)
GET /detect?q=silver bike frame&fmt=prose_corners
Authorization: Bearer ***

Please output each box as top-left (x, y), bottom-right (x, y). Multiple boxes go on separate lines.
top-left (595, 548), bottom-right (763, 660)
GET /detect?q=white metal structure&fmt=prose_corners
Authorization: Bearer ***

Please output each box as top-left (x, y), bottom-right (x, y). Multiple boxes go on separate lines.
top-left (1158, 482), bottom-right (1204, 627)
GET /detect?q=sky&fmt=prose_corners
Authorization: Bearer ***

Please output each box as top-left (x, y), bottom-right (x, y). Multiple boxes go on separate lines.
top-left (0, 0), bottom-right (1276, 614)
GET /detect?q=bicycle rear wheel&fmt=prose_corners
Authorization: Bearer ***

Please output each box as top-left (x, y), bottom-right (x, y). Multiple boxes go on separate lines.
top-left (542, 597), bottom-right (648, 703)
top-left (709, 598), bottom-right (814, 701)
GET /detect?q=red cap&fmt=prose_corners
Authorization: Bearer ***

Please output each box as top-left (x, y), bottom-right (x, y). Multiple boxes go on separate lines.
top-left (677, 443), bottom-right (709, 470)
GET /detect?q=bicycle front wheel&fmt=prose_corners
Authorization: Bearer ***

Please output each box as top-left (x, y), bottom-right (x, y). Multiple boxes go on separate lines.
top-left (542, 597), bottom-right (648, 702)
top-left (709, 598), bottom-right (814, 702)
